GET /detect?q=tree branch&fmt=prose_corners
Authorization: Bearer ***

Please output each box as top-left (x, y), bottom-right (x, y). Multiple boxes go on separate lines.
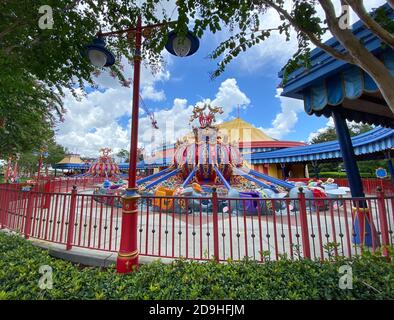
top-left (0, 21), bottom-right (25, 39)
top-left (317, 0), bottom-right (361, 56)
top-left (260, 0), bottom-right (354, 64)
top-left (345, 0), bottom-right (394, 50)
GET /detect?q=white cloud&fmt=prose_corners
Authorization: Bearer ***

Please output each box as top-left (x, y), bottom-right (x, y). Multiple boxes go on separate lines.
top-left (307, 118), bottom-right (335, 143)
top-left (56, 77), bottom-right (250, 158)
top-left (226, 0), bottom-right (387, 73)
top-left (237, 1), bottom-right (298, 73)
top-left (140, 78), bottom-right (251, 150)
top-left (261, 88), bottom-right (304, 139)
top-left (212, 78), bottom-right (251, 118)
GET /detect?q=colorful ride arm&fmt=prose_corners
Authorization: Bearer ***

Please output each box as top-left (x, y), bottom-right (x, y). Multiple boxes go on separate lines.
top-left (245, 168), bottom-right (294, 190)
top-left (136, 167), bottom-right (173, 185)
top-left (233, 168), bottom-right (272, 189)
top-left (143, 169), bottom-right (181, 190)
top-left (214, 165), bottom-right (231, 190)
top-left (182, 166), bottom-right (198, 188)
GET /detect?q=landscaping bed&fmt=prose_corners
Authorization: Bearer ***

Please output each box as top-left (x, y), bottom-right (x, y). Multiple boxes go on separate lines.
top-left (0, 232), bottom-right (393, 300)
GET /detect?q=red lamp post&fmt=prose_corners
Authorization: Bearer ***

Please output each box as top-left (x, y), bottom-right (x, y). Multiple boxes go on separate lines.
top-left (35, 148), bottom-right (48, 182)
top-left (115, 16), bottom-right (143, 272)
top-left (13, 154), bottom-right (20, 181)
top-left (37, 154), bottom-right (43, 181)
top-left (4, 156), bottom-right (12, 182)
top-left (83, 16), bottom-right (199, 273)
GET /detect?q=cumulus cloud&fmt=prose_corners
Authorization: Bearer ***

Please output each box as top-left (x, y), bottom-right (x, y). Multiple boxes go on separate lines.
top-left (140, 78), bottom-right (250, 151)
top-left (261, 88), bottom-right (304, 139)
top-left (231, 0), bottom-right (386, 73)
top-left (56, 77), bottom-right (250, 157)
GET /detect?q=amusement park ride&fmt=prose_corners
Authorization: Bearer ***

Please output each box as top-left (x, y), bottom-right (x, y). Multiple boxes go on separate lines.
top-left (90, 104), bottom-right (350, 215)
top-left (88, 147), bottom-right (120, 178)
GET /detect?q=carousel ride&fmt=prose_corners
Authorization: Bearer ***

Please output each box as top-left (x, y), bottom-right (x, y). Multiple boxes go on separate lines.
top-left (93, 104), bottom-right (349, 212)
top-left (87, 148), bottom-right (126, 207)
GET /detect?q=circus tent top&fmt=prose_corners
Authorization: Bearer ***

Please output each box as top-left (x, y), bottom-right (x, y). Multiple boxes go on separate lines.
top-left (217, 118), bottom-right (275, 142)
top-left (53, 154), bottom-right (89, 170)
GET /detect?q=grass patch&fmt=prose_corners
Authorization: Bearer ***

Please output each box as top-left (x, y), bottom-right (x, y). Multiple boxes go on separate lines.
top-left (0, 231), bottom-right (393, 300)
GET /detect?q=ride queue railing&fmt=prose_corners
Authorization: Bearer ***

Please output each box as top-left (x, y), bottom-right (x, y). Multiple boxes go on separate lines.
top-left (0, 186), bottom-right (393, 262)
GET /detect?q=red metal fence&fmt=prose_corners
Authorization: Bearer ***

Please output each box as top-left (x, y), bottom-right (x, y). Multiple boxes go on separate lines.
top-left (1, 185), bottom-right (393, 262)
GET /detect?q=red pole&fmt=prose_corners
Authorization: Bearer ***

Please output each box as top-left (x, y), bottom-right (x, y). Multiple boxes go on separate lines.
top-left (377, 188), bottom-right (391, 260)
top-left (24, 191), bottom-right (34, 239)
top-left (37, 155), bottom-right (43, 181)
top-left (212, 189), bottom-right (220, 262)
top-left (298, 188), bottom-right (311, 259)
top-left (13, 161), bottom-right (18, 180)
top-left (116, 16), bottom-right (142, 273)
top-left (66, 186), bottom-right (78, 250)
top-left (5, 156), bottom-right (12, 182)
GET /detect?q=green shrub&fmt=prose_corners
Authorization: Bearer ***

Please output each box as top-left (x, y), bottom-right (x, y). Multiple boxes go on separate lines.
top-left (310, 172), bottom-right (384, 179)
top-left (0, 232), bottom-right (393, 300)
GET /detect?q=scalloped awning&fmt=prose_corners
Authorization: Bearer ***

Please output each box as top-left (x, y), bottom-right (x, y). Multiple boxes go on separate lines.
top-left (302, 50), bottom-right (394, 127)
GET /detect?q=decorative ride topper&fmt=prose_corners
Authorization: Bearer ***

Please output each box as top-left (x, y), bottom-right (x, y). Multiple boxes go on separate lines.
top-left (189, 103), bottom-right (224, 129)
top-left (100, 147), bottom-right (112, 159)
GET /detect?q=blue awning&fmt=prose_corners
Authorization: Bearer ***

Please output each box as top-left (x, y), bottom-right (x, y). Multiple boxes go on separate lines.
top-left (304, 51), bottom-right (394, 111)
top-left (52, 163), bottom-right (90, 169)
top-left (118, 158), bottom-right (172, 170)
top-left (279, 4), bottom-right (394, 128)
top-left (251, 127), bottom-right (394, 164)
top-left (302, 50), bottom-right (394, 127)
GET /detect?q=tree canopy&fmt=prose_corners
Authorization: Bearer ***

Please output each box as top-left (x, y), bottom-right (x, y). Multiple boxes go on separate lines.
top-left (116, 149), bottom-right (130, 163)
top-left (1, 1), bottom-right (394, 158)
top-left (310, 123), bottom-right (373, 144)
top-left (309, 123), bottom-right (388, 176)
top-left (0, 0), bottom-right (176, 157)
top-left (3, 1), bottom-right (394, 103)
top-left (16, 137), bottom-right (67, 176)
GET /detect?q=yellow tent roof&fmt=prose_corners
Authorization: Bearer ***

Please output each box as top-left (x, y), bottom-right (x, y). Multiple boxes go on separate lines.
top-left (217, 118), bottom-right (274, 142)
top-left (57, 154), bottom-right (84, 164)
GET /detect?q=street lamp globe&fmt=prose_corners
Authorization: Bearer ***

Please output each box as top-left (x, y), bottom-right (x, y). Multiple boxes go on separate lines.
top-left (88, 49), bottom-right (107, 68)
top-left (172, 36), bottom-right (192, 57)
top-left (165, 30), bottom-right (199, 57)
top-left (84, 37), bottom-right (115, 67)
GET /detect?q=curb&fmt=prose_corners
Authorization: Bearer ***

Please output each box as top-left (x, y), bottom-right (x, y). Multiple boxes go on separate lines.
top-left (0, 229), bottom-right (175, 267)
